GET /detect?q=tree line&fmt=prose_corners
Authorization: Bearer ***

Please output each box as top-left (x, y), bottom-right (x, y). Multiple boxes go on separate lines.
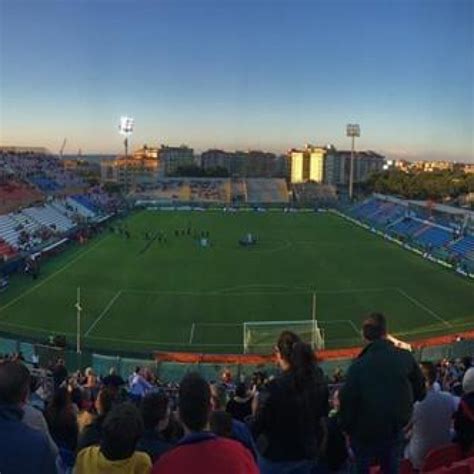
top-left (366, 170), bottom-right (474, 201)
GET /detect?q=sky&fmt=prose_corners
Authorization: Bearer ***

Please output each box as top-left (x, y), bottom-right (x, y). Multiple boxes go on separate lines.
top-left (0, 0), bottom-right (472, 162)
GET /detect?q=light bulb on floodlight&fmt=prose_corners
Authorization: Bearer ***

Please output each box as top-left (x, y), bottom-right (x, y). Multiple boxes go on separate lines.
top-left (346, 123), bottom-right (360, 137)
top-left (119, 116), bottom-right (135, 136)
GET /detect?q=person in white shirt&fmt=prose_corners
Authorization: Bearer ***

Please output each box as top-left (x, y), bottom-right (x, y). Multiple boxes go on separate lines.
top-left (405, 361), bottom-right (456, 469)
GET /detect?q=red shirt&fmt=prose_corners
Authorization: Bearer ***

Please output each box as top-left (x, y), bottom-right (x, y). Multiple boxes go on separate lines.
top-left (152, 433), bottom-right (258, 474)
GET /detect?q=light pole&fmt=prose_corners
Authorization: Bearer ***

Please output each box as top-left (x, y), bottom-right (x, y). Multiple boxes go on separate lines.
top-left (75, 287), bottom-right (82, 354)
top-left (346, 123), bottom-right (360, 200)
top-left (118, 116), bottom-right (135, 192)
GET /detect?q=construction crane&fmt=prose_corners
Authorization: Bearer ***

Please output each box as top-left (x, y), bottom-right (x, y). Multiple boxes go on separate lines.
top-left (59, 138), bottom-right (67, 158)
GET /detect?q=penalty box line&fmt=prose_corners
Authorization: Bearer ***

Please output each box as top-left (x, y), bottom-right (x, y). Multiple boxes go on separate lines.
top-left (189, 322), bottom-right (242, 345)
top-left (318, 319), bottom-right (360, 337)
top-left (395, 288), bottom-right (452, 328)
top-left (85, 290), bottom-right (123, 337)
top-left (0, 235), bottom-right (111, 319)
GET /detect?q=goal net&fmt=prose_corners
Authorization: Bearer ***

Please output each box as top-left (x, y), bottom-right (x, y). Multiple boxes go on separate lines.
top-left (243, 320), bottom-right (325, 354)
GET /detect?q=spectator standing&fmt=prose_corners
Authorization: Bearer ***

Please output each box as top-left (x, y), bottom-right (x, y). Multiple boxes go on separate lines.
top-left (210, 382), bottom-right (257, 458)
top-left (323, 389), bottom-right (349, 472)
top-left (129, 367), bottom-right (153, 401)
top-left (252, 331), bottom-right (329, 474)
top-left (102, 367), bottom-right (126, 393)
top-left (152, 372), bottom-right (258, 474)
top-left (137, 391), bottom-right (173, 462)
top-left (339, 313), bottom-right (426, 474)
top-left (75, 402), bottom-right (151, 473)
top-left (0, 361), bottom-right (57, 474)
top-left (45, 386), bottom-right (79, 470)
top-left (82, 367), bottom-right (100, 405)
top-left (226, 382), bottom-right (254, 422)
top-left (454, 367), bottom-right (474, 453)
top-left (405, 362), bottom-right (456, 469)
top-left (22, 400), bottom-right (59, 457)
top-left (78, 386), bottom-right (116, 450)
top-left (52, 358), bottom-right (68, 388)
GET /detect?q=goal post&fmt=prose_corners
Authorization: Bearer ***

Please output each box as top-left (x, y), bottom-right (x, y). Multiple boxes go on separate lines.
top-left (243, 319), bottom-right (325, 354)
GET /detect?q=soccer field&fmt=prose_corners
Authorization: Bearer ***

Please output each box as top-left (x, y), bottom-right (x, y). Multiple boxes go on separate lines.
top-left (0, 210), bottom-right (472, 354)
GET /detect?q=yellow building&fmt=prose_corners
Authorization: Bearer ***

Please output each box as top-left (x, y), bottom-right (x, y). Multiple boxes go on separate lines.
top-left (100, 156), bottom-right (161, 188)
top-left (290, 150), bottom-right (306, 183)
top-left (308, 148), bottom-right (326, 182)
top-left (289, 145), bottom-right (327, 184)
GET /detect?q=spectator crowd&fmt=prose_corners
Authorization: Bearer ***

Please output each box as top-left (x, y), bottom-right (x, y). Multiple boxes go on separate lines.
top-left (0, 313), bottom-right (473, 474)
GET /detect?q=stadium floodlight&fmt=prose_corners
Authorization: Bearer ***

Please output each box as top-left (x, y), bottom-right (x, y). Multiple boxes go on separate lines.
top-left (119, 116), bottom-right (135, 136)
top-left (346, 123), bottom-right (360, 200)
top-left (118, 116), bottom-right (134, 157)
top-left (118, 116), bottom-right (135, 193)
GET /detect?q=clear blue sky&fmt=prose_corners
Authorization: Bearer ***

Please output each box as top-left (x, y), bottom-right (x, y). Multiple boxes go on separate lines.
top-left (0, 0), bottom-right (472, 161)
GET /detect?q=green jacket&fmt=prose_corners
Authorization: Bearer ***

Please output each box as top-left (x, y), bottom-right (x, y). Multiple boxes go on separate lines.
top-left (339, 339), bottom-right (425, 444)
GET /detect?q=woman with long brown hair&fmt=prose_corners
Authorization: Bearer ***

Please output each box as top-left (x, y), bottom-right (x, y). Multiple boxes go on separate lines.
top-left (252, 330), bottom-right (329, 474)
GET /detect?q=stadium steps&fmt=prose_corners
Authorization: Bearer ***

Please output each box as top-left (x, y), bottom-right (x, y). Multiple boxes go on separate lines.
top-left (416, 226), bottom-right (453, 248)
top-left (66, 197), bottom-right (96, 219)
top-left (413, 223), bottom-right (431, 238)
top-left (448, 235), bottom-right (474, 261)
top-left (50, 200), bottom-right (74, 220)
top-left (10, 212), bottom-right (42, 234)
top-left (0, 214), bottom-right (21, 248)
top-left (390, 218), bottom-right (424, 237)
top-left (22, 204), bottom-right (75, 232)
top-left (386, 215), bottom-right (405, 229)
top-left (367, 203), bottom-right (387, 220)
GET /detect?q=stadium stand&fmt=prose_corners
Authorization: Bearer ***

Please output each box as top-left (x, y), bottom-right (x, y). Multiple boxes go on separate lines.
top-left (351, 198), bottom-right (382, 220)
top-left (417, 226), bottom-right (454, 248)
top-left (22, 203), bottom-right (75, 233)
top-left (231, 178), bottom-right (247, 203)
top-left (449, 236), bottom-right (474, 261)
top-left (292, 183), bottom-right (337, 206)
top-left (0, 214), bottom-right (22, 248)
top-left (29, 176), bottom-right (62, 193)
top-left (368, 201), bottom-right (405, 225)
top-left (133, 178), bottom-right (288, 204)
top-left (346, 195), bottom-right (474, 275)
top-left (389, 217), bottom-right (425, 237)
top-left (0, 152), bottom-right (86, 195)
top-left (66, 196), bottom-right (97, 220)
top-left (188, 178), bottom-right (231, 202)
top-left (245, 178), bottom-right (289, 203)
top-left (0, 179), bottom-right (44, 214)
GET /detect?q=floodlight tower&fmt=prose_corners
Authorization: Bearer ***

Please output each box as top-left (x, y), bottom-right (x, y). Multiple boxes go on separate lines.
top-left (118, 116), bottom-right (135, 192)
top-left (346, 123), bottom-right (360, 200)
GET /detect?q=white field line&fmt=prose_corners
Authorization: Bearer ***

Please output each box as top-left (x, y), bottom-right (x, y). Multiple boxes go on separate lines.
top-left (318, 319), bottom-right (360, 336)
top-left (0, 320), bottom-right (77, 335)
top-left (123, 286), bottom-right (395, 297)
top-left (85, 290), bottom-right (123, 336)
top-left (189, 322), bottom-right (196, 344)
top-left (86, 334), bottom-right (244, 347)
top-left (3, 317), bottom-right (471, 349)
top-left (0, 236), bottom-right (110, 318)
top-left (396, 288), bottom-right (452, 327)
top-left (191, 322), bottom-right (244, 327)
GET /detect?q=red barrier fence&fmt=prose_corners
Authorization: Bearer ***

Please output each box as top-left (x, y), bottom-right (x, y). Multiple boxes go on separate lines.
top-left (154, 329), bottom-right (474, 364)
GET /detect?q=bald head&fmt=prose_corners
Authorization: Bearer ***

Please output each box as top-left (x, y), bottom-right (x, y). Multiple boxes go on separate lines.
top-left (0, 361), bottom-right (30, 404)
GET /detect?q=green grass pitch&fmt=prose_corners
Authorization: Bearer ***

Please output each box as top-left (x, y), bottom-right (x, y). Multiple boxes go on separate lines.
top-left (0, 210), bottom-right (472, 354)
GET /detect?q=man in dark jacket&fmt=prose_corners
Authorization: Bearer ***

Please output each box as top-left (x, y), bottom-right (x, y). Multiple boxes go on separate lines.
top-left (339, 313), bottom-right (425, 474)
top-left (0, 361), bottom-right (57, 474)
top-left (136, 391), bottom-right (173, 462)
